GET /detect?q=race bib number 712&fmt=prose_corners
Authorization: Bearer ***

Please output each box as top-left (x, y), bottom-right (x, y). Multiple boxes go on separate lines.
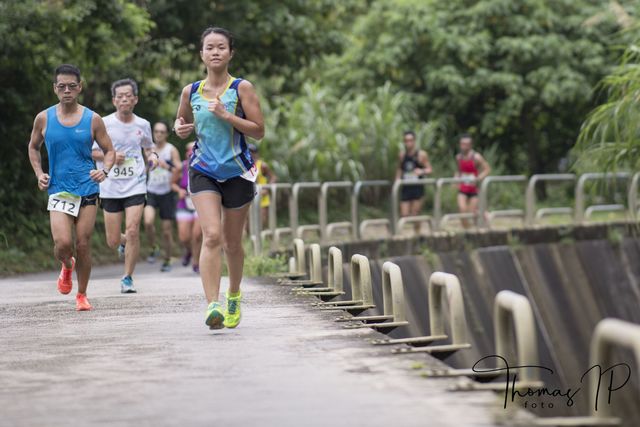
top-left (47, 192), bottom-right (81, 217)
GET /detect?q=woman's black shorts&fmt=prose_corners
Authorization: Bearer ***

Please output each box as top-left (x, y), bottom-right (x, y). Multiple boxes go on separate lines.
top-left (189, 168), bottom-right (256, 209)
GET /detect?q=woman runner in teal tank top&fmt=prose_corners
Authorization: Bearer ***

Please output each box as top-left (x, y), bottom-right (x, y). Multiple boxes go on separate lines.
top-left (174, 27), bottom-right (265, 330)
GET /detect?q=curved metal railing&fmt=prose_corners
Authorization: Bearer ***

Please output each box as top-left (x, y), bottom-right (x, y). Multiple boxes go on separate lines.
top-left (250, 172), bottom-right (636, 254)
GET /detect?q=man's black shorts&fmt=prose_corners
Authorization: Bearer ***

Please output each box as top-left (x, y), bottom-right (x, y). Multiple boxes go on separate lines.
top-left (81, 193), bottom-right (99, 207)
top-left (189, 168), bottom-right (256, 209)
top-left (100, 193), bottom-right (146, 213)
top-left (401, 184), bottom-right (425, 202)
top-left (147, 192), bottom-right (177, 220)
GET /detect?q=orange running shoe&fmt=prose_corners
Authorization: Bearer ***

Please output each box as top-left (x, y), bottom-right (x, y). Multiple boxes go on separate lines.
top-left (76, 293), bottom-right (92, 311)
top-left (57, 257), bottom-right (75, 295)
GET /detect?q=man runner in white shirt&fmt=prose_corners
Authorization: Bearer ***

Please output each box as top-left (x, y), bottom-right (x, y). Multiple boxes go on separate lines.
top-left (143, 121), bottom-right (181, 271)
top-left (92, 78), bottom-right (158, 293)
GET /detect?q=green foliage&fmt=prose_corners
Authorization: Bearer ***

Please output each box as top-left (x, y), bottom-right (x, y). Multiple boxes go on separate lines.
top-left (263, 82), bottom-right (445, 181)
top-left (575, 31), bottom-right (640, 172)
top-left (2, 0), bottom-right (637, 274)
top-left (243, 253), bottom-right (288, 277)
top-left (318, 0), bottom-right (627, 175)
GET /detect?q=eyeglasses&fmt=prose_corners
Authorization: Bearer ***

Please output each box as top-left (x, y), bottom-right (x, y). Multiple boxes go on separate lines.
top-left (115, 93), bottom-right (135, 100)
top-left (55, 83), bottom-right (79, 91)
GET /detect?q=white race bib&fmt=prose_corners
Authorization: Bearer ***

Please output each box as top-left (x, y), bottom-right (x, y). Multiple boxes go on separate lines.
top-left (47, 192), bottom-right (81, 217)
top-left (461, 173), bottom-right (476, 183)
top-left (185, 195), bottom-right (195, 210)
top-left (110, 157), bottom-right (137, 180)
top-left (148, 168), bottom-right (170, 186)
top-left (403, 171), bottom-right (419, 180)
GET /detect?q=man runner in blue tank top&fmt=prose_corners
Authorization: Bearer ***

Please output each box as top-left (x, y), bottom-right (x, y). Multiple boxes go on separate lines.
top-left (27, 64), bottom-right (116, 311)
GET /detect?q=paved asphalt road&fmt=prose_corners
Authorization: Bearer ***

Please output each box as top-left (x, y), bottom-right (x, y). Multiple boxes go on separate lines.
top-left (0, 262), bottom-right (524, 427)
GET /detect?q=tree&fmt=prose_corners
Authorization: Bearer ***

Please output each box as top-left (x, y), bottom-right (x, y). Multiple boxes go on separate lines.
top-left (319, 0), bottom-right (628, 175)
top-left (574, 28), bottom-right (640, 172)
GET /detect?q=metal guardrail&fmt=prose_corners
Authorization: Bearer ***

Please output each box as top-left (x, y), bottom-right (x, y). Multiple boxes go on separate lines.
top-left (351, 180), bottom-right (391, 240)
top-left (379, 272), bottom-right (472, 354)
top-left (319, 181), bottom-right (353, 243)
top-left (629, 172), bottom-right (640, 220)
top-left (338, 261), bottom-right (409, 330)
top-left (283, 243), bottom-right (324, 288)
top-left (258, 183), bottom-right (293, 251)
top-left (391, 178), bottom-right (436, 235)
top-left (434, 177), bottom-right (471, 230)
top-left (423, 290), bottom-right (542, 390)
top-left (302, 246), bottom-right (346, 297)
top-left (249, 189), bottom-right (262, 255)
top-left (289, 182), bottom-right (322, 240)
top-left (525, 174), bottom-right (576, 226)
top-left (316, 254), bottom-right (375, 312)
top-left (575, 173), bottom-right (630, 223)
top-left (492, 290), bottom-right (541, 386)
top-left (478, 175), bottom-right (527, 228)
top-left (272, 238), bottom-right (307, 280)
top-left (258, 172), bottom-right (637, 250)
top-left (528, 318), bottom-right (638, 426)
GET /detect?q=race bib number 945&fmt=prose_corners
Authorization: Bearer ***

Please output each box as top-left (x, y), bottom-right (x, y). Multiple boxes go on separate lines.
top-left (110, 157), bottom-right (137, 180)
top-left (47, 192), bottom-right (81, 217)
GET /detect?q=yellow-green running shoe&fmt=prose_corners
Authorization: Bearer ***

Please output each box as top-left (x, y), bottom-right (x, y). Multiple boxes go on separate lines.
top-left (223, 292), bottom-right (242, 328)
top-left (205, 301), bottom-right (225, 329)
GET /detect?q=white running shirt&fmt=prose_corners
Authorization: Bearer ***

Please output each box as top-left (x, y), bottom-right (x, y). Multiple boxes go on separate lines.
top-left (94, 113), bottom-right (154, 198)
top-left (146, 143), bottom-right (176, 195)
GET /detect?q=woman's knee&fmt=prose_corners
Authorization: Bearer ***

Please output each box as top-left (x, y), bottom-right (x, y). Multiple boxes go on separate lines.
top-left (201, 228), bottom-right (221, 249)
top-left (223, 237), bottom-right (243, 255)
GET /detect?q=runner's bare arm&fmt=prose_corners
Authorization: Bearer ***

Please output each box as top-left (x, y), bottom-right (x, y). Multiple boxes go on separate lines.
top-left (475, 153), bottom-right (491, 181)
top-left (92, 114), bottom-right (116, 174)
top-left (174, 84), bottom-right (195, 139)
top-left (171, 146), bottom-right (183, 174)
top-left (418, 150), bottom-right (432, 175)
top-left (92, 148), bottom-right (104, 162)
top-left (27, 112), bottom-right (50, 190)
top-left (263, 162), bottom-right (277, 184)
top-left (208, 80), bottom-right (264, 140)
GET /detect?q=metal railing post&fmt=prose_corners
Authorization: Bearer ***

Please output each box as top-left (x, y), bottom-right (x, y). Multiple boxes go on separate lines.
top-left (575, 173), bottom-right (630, 223)
top-left (391, 180), bottom-right (401, 235)
top-left (391, 178), bottom-right (437, 235)
top-left (383, 272), bottom-right (471, 353)
top-left (478, 175), bottom-right (527, 228)
top-left (352, 180), bottom-right (390, 240)
top-left (250, 185), bottom-right (262, 255)
top-left (494, 290), bottom-right (539, 384)
top-left (628, 172), bottom-right (640, 220)
top-left (300, 246), bottom-right (347, 297)
top-left (319, 181), bottom-right (353, 243)
top-left (434, 177), bottom-right (468, 230)
top-left (525, 174), bottom-right (575, 226)
top-left (260, 183), bottom-right (292, 251)
top-left (337, 261), bottom-right (409, 330)
top-left (528, 318), bottom-right (638, 425)
top-left (290, 182), bottom-right (321, 239)
top-left (315, 254), bottom-right (376, 311)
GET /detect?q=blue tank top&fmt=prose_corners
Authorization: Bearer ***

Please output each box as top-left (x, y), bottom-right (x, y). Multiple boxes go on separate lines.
top-left (189, 78), bottom-right (254, 180)
top-left (44, 106), bottom-right (98, 196)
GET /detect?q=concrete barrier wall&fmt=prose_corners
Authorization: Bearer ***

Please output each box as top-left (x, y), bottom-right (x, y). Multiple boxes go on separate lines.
top-left (323, 230), bottom-right (640, 424)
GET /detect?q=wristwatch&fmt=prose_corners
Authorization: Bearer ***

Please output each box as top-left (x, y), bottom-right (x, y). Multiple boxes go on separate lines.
top-left (102, 168), bottom-right (110, 176)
